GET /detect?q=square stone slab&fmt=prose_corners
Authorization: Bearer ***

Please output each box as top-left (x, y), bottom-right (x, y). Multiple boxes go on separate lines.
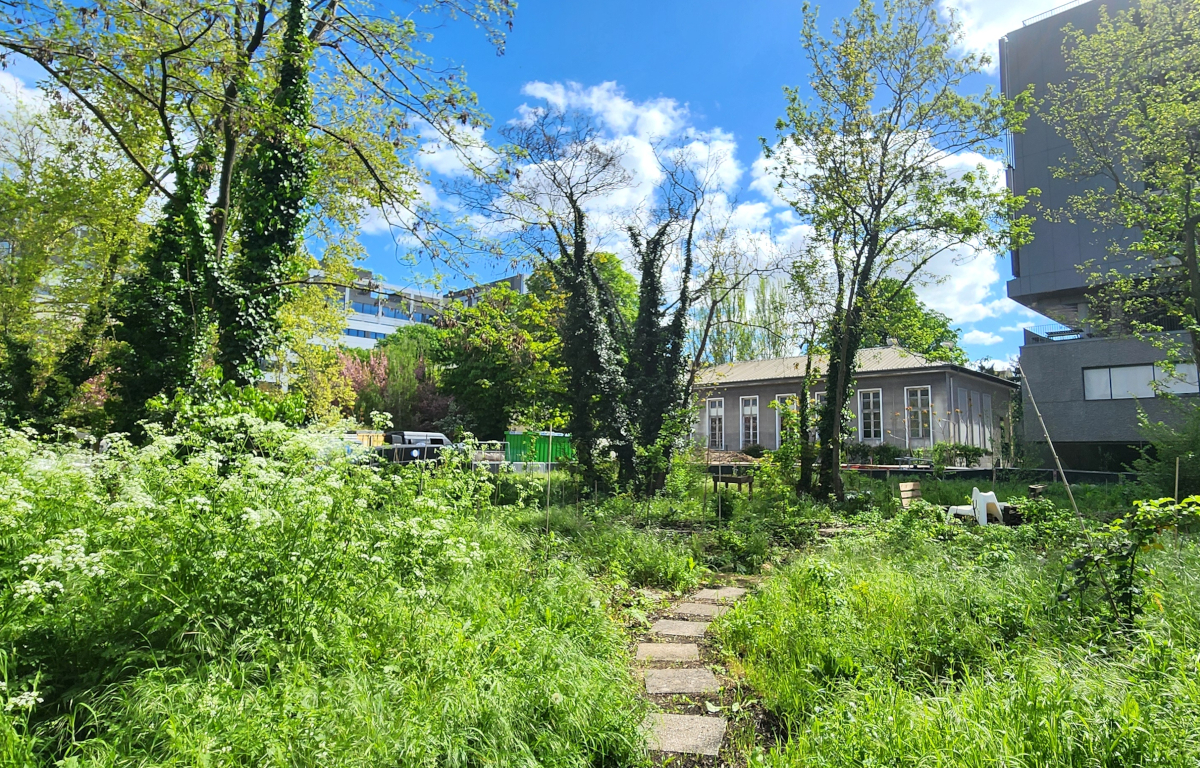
top-left (636, 643), bottom-right (700, 661)
top-left (650, 619), bottom-right (709, 637)
top-left (643, 713), bottom-right (727, 756)
top-left (673, 602), bottom-right (729, 618)
top-left (690, 587), bottom-right (746, 602)
top-left (645, 667), bottom-right (720, 694)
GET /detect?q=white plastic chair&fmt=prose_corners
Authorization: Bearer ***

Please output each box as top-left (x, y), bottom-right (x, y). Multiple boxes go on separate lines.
top-left (946, 487), bottom-right (1002, 526)
top-left (973, 488), bottom-right (1003, 524)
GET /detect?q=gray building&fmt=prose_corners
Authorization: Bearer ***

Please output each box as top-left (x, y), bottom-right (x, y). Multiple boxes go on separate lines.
top-left (694, 346), bottom-right (1017, 463)
top-left (1002, 0), bottom-right (1198, 469)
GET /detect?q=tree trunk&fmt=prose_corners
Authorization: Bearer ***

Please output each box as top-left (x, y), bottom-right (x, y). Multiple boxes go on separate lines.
top-left (1185, 216), bottom-right (1200, 367)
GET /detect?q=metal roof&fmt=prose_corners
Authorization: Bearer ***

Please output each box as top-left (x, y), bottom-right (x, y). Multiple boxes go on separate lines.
top-left (696, 346), bottom-right (1015, 388)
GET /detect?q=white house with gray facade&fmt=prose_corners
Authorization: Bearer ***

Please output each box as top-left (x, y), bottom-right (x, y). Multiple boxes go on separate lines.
top-left (694, 346), bottom-right (1018, 459)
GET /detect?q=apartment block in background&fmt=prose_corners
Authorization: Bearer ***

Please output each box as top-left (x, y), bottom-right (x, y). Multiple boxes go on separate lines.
top-left (1002, 0), bottom-right (1198, 470)
top-left (338, 269), bottom-right (526, 349)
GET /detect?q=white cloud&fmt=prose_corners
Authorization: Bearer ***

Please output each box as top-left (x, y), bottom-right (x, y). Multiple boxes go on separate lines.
top-left (519, 81), bottom-right (688, 141)
top-left (940, 0), bottom-right (1058, 72)
top-left (999, 320), bottom-right (1036, 332)
top-left (962, 329), bottom-right (1004, 345)
top-left (416, 122), bottom-right (493, 178)
top-left (912, 247), bottom-right (1006, 324)
top-left (0, 71), bottom-right (44, 118)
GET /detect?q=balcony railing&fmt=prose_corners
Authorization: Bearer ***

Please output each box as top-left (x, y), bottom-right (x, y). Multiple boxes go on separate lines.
top-left (1023, 0), bottom-right (1089, 26)
top-left (1027, 323), bottom-right (1086, 341)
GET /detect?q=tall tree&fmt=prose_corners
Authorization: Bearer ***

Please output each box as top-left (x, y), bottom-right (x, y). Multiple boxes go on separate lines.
top-left (855, 277), bottom-right (967, 364)
top-left (217, 0), bottom-right (312, 384)
top-left (769, 0), bottom-right (1032, 499)
top-left (461, 110), bottom-right (635, 483)
top-left (435, 285), bottom-right (566, 440)
top-left (625, 153), bottom-right (710, 493)
top-left (0, 103), bottom-right (150, 425)
top-left (1, 0), bottom-right (513, 425)
top-left (1044, 0), bottom-right (1200, 369)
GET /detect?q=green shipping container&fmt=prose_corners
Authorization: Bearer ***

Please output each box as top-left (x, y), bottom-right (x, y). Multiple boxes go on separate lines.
top-left (504, 431), bottom-right (575, 463)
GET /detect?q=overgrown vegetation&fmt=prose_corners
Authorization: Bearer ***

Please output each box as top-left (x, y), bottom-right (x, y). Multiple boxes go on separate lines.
top-left (0, 423), bottom-right (648, 766)
top-left (716, 497), bottom-right (1200, 767)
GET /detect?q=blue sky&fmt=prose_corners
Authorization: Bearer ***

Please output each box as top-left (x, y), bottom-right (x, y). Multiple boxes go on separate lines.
top-left (373, 0), bottom-right (1059, 366)
top-left (1, 0), bottom-right (1062, 364)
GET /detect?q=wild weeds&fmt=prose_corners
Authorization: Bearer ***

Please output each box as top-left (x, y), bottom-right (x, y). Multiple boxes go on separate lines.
top-left (0, 423), bottom-right (647, 766)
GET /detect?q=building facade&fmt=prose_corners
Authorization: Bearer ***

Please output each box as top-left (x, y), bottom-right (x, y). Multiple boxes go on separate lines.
top-left (1002, 0), bottom-right (1199, 469)
top-left (337, 270), bottom-right (526, 350)
top-left (694, 346), bottom-right (1018, 462)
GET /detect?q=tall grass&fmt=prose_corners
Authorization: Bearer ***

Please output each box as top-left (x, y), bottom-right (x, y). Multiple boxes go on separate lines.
top-left (716, 525), bottom-right (1200, 767)
top-left (0, 421), bottom-right (647, 766)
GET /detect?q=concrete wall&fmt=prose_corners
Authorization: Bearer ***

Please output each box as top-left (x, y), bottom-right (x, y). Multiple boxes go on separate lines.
top-left (1001, 0), bottom-right (1138, 313)
top-left (694, 369), bottom-right (1016, 456)
top-left (1020, 334), bottom-right (1190, 445)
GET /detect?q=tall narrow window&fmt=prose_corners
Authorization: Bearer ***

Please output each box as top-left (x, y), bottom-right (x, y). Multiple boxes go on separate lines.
top-left (775, 393), bottom-right (798, 449)
top-left (707, 399), bottom-right (724, 450)
top-left (859, 389), bottom-right (882, 441)
top-left (905, 386), bottom-right (931, 438)
top-left (741, 396), bottom-right (759, 447)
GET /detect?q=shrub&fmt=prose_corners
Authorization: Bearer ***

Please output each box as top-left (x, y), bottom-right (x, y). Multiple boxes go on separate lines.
top-left (714, 536), bottom-right (1200, 767)
top-left (871, 442), bottom-right (904, 465)
top-left (743, 443), bottom-right (766, 459)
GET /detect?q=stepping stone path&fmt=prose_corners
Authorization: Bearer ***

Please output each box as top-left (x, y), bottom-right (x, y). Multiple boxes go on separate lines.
top-left (637, 643), bottom-right (699, 661)
top-left (635, 582), bottom-right (754, 760)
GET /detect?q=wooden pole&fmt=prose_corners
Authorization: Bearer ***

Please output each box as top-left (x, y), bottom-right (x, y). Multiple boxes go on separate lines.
top-left (1020, 361), bottom-right (1122, 621)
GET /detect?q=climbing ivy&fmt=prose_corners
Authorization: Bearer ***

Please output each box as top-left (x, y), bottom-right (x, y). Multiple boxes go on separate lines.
top-left (107, 149), bottom-right (216, 433)
top-left (626, 224), bottom-right (695, 494)
top-left (218, 0), bottom-right (313, 385)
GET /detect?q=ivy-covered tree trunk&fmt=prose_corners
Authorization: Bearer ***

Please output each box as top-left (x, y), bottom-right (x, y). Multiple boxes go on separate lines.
top-left (217, 0), bottom-right (312, 385)
top-left (108, 150), bottom-right (216, 432)
top-left (552, 221), bottom-right (635, 487)
top-left (626, 223), bottom-right (695, 496)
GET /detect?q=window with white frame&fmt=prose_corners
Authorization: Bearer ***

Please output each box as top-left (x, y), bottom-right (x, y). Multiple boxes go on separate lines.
top-left (774, 393), bottom-right (797, 449)
top-left (1084, 363), bottom-right (1199, 400)
top-left (741, 396), bottom-right (759, 447)
top-left (905, 386), bottom-right (931, 438)
top-left (707, 398), bottom-right (724, 450)
top-left (859, 389), bottom-right (882, 441)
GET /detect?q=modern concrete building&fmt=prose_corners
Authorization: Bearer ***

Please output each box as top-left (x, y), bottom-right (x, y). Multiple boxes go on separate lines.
top-left (337, 269), bottom-right (526, 350)
top-left (694, 346), bottom-right (1018, 464)
top-left (1002, 0), bottom-right (1198, 469)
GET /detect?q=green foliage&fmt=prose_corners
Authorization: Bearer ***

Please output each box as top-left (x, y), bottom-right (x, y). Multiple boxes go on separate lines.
top-left (1134, 402), bottom-right (1200, 498)
top-left (0, 422), bottom-right (645, 766)
top-left (928, 441), bottom-right (986, 472)
top-left (107, 150), bottom-right (216, 433)
top-left (217, 0), bottom-right (313, 385)
top-left (742, 443), bottom-right (766, 459)
top-left (435, 285), bottom-right (565, 440)
top-left (146, 368), bottom-right (308, 437)
top-left (856, 278), bottom-right (967, 364)
top-left (1059, 496), bottom-right (1200, 629)
top-left (0, 104), bottom-right (149, 427)
top-left (716, 533), bottom-right (1200, 767)
top-left (626, 225), bottom-right (695, 494)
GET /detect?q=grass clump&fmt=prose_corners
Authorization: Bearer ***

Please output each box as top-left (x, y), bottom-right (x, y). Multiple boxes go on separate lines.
top-left (715, 523), bottom-right (1200, 767)
top-left (0, 422), bottom-right (647, 767)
